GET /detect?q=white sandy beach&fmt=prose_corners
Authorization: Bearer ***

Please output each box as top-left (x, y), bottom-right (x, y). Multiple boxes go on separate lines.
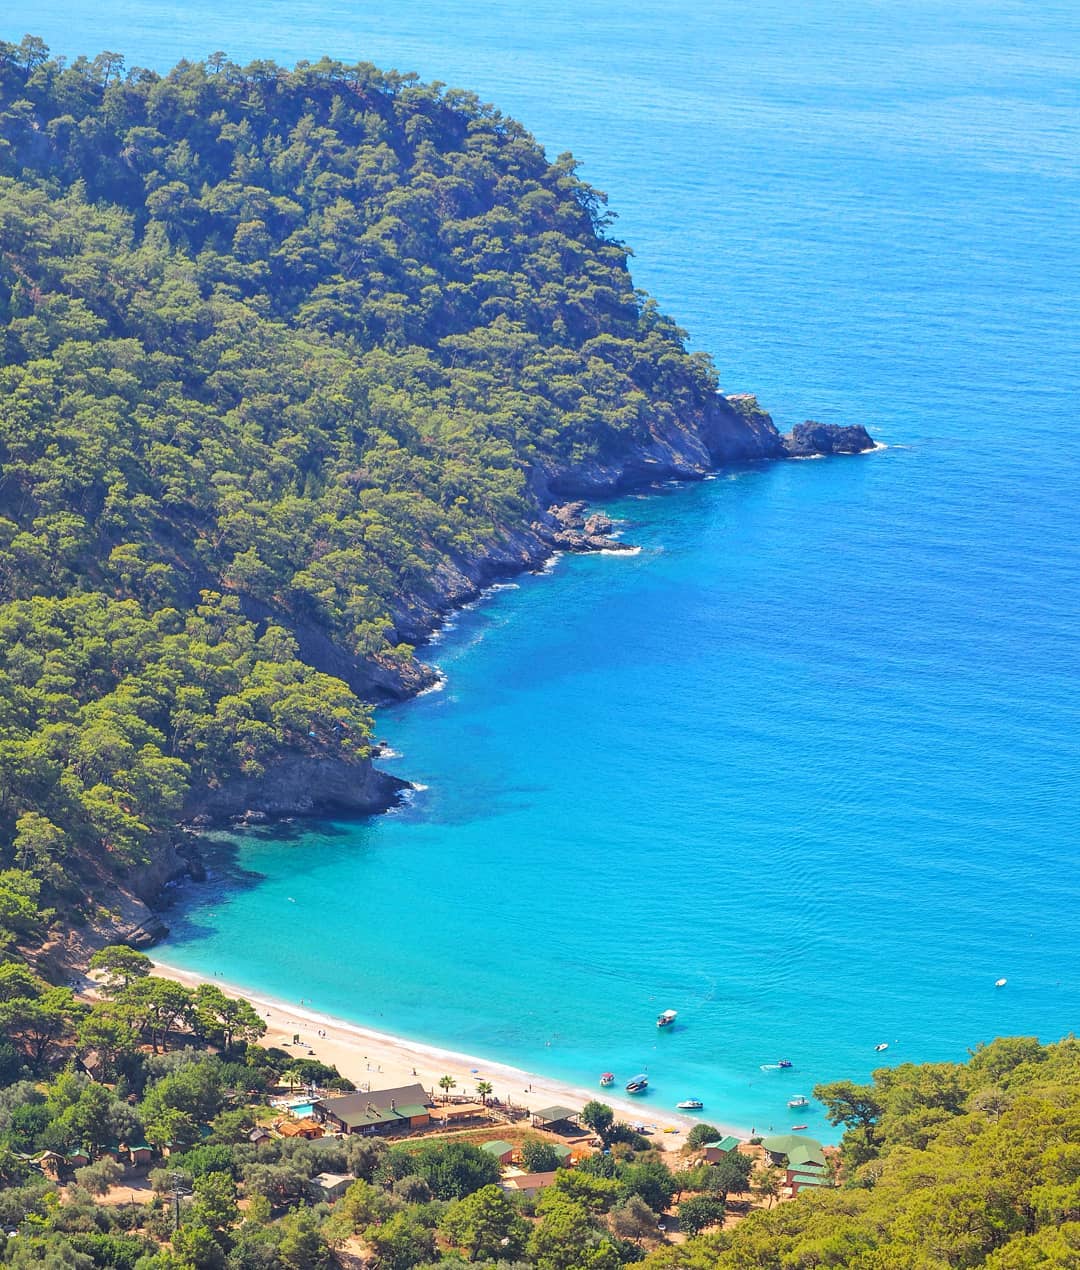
top-left (148, 960), bottom-right (749, 1151)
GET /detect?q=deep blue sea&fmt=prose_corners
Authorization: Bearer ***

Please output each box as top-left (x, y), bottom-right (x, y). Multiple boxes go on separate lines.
top-left (12, 0), bottom-right (1080, 1136)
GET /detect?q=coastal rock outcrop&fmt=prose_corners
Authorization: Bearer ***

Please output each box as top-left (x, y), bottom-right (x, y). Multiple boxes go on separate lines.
top-left (545, 502), bottom-right (636, 553)
top-left (783, 420), bottom-right (877, 456)
top-left (181, 754), bottom-right (410, 824)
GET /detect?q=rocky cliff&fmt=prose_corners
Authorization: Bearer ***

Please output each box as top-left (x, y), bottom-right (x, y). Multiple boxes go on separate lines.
top-left (85, 390), bottom-right (874, 950)
top-left (182, 755), bottom-right (410, 824)
top-left (355, 391), bottom-right (875, 669)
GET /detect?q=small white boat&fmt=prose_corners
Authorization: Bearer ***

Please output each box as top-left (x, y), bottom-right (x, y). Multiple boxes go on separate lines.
top-left (788, 1095), bottom-right (810, 1109)
top-left (626, 1073), bottom-right (649, 1094)
top-left (995, 978), bottom-right (1008, 988)
top-left (676, 1098), bottom-right (703, 1110)
top-left (874, 1043), bottom-right (889, 1052)
top-left (657, 1009), bottom-right (678, 1028)
top-left (599, 1072), bottom-right (615, 1087)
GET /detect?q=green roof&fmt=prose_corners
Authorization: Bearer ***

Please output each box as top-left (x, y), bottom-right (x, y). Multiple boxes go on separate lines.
top-left (787, 1143), bottom-right (827, 1169)
top-left (761, 1133), bottom-right (825, 1161)
top-left (331, 1103), bottom-right (429, 1129)
top-left (788, 1169), bottom-right (831, 1187)
top-left (481, 1140), bottom-right (514, 1157)
top-left (127, 1143), bottom-right (153, 1153)
top-left (703, 1135), bottom-right (741, 1153)
top-left (533, 1105), bottom-right (579, 1123)
top-left (551, 1143), bottom-right (573, 1159)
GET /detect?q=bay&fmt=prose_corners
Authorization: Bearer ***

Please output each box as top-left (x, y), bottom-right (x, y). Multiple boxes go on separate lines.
top-left (8, 0), bottom-right (1079, 1132)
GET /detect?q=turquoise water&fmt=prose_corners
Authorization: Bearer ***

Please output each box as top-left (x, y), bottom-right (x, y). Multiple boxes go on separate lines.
top-left (10, 1), bottom-right (1080, 1135)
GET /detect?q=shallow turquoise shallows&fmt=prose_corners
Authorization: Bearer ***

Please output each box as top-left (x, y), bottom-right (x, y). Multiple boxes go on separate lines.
top-left (11, 0), bottom-right (1080, 1135)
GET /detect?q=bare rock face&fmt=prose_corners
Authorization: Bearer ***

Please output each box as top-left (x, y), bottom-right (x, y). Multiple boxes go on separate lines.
top-left (783, 421), bottom-right (877, 456)
top-left (703, 393), bottom-right (788, 463)
top-left (182, 754), bottom-right (410, 824)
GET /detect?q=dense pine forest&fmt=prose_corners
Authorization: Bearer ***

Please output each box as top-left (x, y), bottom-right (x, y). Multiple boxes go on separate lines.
top-left (0, 35), bottom-right (747, 944)
top-left (3, 35), bottom-right (1072, 1270)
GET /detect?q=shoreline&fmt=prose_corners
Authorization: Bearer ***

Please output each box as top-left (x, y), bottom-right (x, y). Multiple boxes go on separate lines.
top-left (149, 959), bottom-right (749, 1150)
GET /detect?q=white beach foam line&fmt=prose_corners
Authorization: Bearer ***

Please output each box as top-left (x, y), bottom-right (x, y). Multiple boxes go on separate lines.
top-left (148, 960), bottom-right (748, 1147)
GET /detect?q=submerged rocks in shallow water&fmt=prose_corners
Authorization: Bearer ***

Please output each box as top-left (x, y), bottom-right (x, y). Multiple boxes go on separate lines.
top-left (782, 421), bottom-right (876, 456)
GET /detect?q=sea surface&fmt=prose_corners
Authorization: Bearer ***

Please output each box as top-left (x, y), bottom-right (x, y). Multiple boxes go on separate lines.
top-left (11, 0), bottom-right (1080, 1136)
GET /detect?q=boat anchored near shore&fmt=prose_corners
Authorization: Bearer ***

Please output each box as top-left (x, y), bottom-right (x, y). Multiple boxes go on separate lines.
top-left (626, 1073), bottom-right (649, 1094)
top-left (676, 1098), bottom-right (703, 1110)
top-left (599, 1072), bottom-right (614, 1087)
top-left (657, 1009), bottom-right (678, 1029)
top-left (788, 1095), bottom-right (810, 1109)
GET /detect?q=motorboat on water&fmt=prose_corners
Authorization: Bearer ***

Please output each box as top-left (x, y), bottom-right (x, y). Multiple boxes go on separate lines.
top-left (788, 1095), bottom-right (810, 1109)
top-left (778, 1059), bottom-right (793, 1068)
top-left (791, 1122), bottom-right (808, 1130)
top-left (626, 1074), bottom-right (649, 1094)
top-left (657, 1009), bottom-right (678, 1028)
top-left (874, 1043), bottom-right (889, 1052)
top-left (599, 1073), bottom-right (615, 1087)
top-left (676, 1098), bottom-right (704, 1110)
top-left (995, 978), bottom-right (1008, 988)
top-left (760, 1058), bottom-right (795, 1071)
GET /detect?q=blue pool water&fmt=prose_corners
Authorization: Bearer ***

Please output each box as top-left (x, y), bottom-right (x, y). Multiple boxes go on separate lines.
top-left (9, 0), bottom-right (1079, 1134)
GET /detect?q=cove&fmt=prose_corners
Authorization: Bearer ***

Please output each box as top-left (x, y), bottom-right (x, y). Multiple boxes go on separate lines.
top-left (160, 437), bottom-right (1080, 1134)
top-left (15, 0), bottom-right (1080, 1132)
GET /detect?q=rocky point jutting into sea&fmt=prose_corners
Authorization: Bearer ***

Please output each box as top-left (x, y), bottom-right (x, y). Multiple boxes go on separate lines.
top-left (188, 394), bottom-right (873, 810)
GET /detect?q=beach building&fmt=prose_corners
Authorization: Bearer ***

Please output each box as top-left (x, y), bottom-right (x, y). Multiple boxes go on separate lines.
top-left (531, 1105), bottom-right (581, 1133)
top-left (276, 1117), bottom-right (324, 1140)
top-left (313, 1084), bottom-right (432, 1136)
top-left (480, 1139), bottom-right (515, 1166)
top-left (760, 1134), bottom-right (826, 1170)
top-left (702, 1135), bottom-right (741, 1162)
top-left (310, 1172), bottom-right (353, 1202)
top-left (759, 1133), bottom-right (831, 1194)
top-left (428, 1102), bottom-right (486, 1127)
top-left (501, 1170), bottom-right (558, 1198)
top-left (32, 1150), bottom-right (66, 1181)
top-left (787, 1168), bottom-right (832, 1196)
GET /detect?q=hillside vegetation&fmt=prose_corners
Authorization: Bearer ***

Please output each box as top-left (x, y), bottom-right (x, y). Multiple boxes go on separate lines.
top-left (0, 36), bottom-right (730, 943)
top-left (646, 1035), bottom-right (1080, 1268)
top-left (0, 952), bottom-right (1077, 1268)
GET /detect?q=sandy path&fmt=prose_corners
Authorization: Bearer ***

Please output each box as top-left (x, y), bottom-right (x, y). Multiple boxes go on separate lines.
top-left (148, 960), bottom-right (748, 1151)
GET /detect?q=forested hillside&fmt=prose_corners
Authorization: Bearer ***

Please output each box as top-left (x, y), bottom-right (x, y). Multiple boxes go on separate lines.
top-left (645, 1036), bottom-right (1080, 1268)
top-left (0, 35), bottom-right (769, 947)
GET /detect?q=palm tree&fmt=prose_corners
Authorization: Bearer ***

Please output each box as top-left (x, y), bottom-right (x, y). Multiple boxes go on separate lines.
top-left (475, 1080), bottom-right (493, 1105)
top-left (438, 1074), bottom-right (457, 1101)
